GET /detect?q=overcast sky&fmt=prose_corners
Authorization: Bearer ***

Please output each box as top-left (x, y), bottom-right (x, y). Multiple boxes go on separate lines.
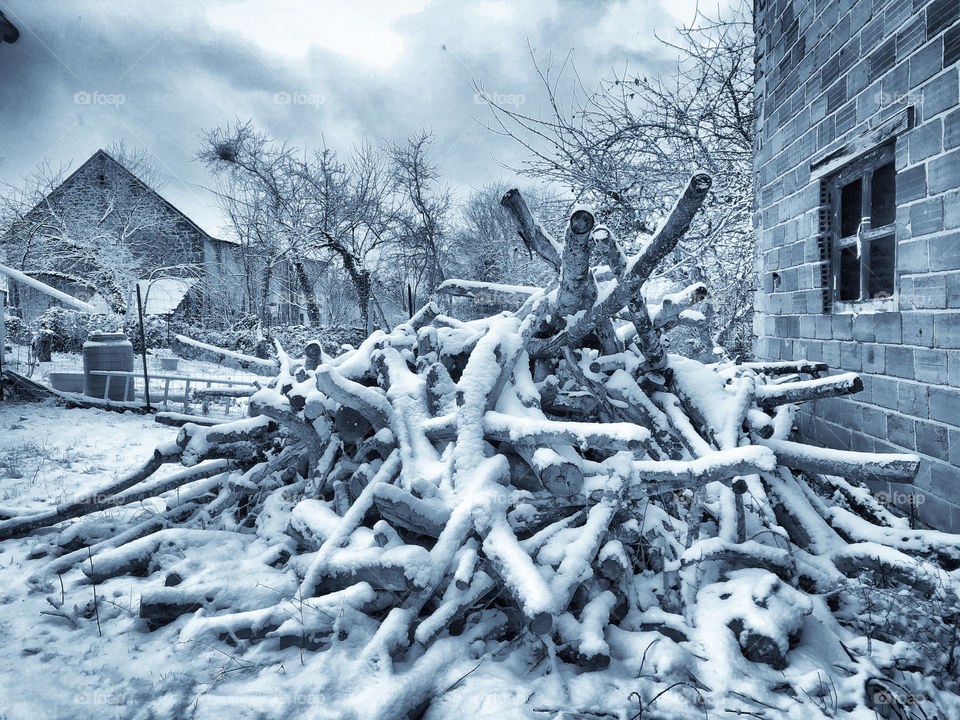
top-left (0, 0), bottom-right (705, 237)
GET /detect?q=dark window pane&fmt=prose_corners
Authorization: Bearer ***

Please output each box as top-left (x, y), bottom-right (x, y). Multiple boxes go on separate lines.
top-left (840, 178), bottom-right (862, 237)
top-left (871, 162), bottom-right (896, 227)
top-left (867, 234), bottom-right (896, 299)
top-left (839, 245), bottom-right (860, 301)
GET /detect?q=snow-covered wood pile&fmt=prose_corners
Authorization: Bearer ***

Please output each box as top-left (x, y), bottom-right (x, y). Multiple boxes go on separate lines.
top-left (3, 175), bottom-right (959, 718)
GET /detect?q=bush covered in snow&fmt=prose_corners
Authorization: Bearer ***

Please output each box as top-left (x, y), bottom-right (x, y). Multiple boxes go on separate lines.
top-left (173, 320), bottom-right (367, 359)
top-left (3, 313), bottom-right (31, 346)
top-left (30, 307), bottom-right (124, 353)
top-left (15, 306), bottom-right (367, 360)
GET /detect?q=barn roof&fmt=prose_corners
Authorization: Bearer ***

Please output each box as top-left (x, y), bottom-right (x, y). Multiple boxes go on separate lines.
top-left (136, 277), bottom-right (198, 316)
top-left (63, 149), bottom-right (225, 243)
top-left (7, 149), bottom-right (229, 246)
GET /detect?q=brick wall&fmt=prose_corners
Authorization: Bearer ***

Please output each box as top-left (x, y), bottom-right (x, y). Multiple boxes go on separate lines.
top-left (753, 0), bottom-right (960, 530)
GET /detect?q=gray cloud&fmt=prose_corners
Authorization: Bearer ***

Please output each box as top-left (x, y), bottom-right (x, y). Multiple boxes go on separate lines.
top-left (0, 0), bottom-right (701, 237)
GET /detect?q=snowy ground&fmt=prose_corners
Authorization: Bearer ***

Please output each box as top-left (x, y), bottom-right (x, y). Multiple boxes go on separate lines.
top-left (2, 399), bottom-right (958, 720)
top-left (0, 401), bottom-right (222, 719)
top-left (0, 401), bottom-right (514, 720)
top-left (0, 400), bottom-right (687, 720)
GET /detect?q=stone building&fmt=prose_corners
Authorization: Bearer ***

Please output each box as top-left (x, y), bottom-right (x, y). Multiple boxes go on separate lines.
top-left (1, 149), bottom-right (327, 327)
top-left (2, 149), bottom-right (220, 322)
top-left (752, 0), bottom-right (960, 529)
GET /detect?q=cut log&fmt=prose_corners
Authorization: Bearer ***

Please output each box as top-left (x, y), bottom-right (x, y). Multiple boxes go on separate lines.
top-left (436, 279), bottom-right (540, 306)
top-left (453, 539), bottom-right (479, 590)
top-left (315, 367), bottom-right (391, 429)
top-left (754, 372), bottom-right (863, 408)
top-left (763, 439), bottom-right (920, 484)
top-left (737, 360), bottom-right (829, 377)
top-left (479, 514), bottom-right (555, 633)
top-left (313, 545), bottom-right (433, 594)
top-left (335, 406), bottom-right (374, 443)
top-left (371, 484), bottom-right (451, 538)
top-left (401, 301), bottom-right (441, 332)
top-left (140, 586), bottom-right (213, 631)
top-left (592, 225), bottom-right (627, 276)
top-left (500, 188), bottom-right (563, 271)
top-left (173, 334), bottom-right (278, 375)
top-left (82, 529), bottom-right (248, 584)
top-left (511, 443), bottom-right (585, 497)
top-left (156, 412), bottom-right (233, 428)
top-left (0, 445), bottom-right (195, 541)
top-left (423, 411), bottom-right (651, 453)
top-left (614, 446), bottom-right (778, 499)
top-left (556, 208), bottom-right (596, 319)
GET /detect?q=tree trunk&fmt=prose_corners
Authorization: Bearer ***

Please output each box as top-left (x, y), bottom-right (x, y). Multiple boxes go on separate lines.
top-left (339, 253), bottom-right (371, 331)
top-left (260, 261), bottom-right (272, 327)
top-left (293, 261), bottom-right (322, 326)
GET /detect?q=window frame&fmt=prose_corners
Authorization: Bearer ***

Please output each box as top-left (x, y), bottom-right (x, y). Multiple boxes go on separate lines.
top-left (826, 142), bottom-right (898, 311)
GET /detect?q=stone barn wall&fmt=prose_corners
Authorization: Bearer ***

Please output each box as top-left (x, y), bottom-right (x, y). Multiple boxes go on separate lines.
top-left (753, 0), bottom-right (960, 529)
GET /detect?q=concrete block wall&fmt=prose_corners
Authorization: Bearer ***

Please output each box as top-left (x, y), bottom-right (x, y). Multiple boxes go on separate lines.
top-left (753, 0), bottom-right (960, 530)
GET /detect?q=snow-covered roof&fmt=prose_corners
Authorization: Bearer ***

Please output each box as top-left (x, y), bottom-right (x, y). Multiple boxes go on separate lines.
top-left (136, 278), bottom-right (197, 316)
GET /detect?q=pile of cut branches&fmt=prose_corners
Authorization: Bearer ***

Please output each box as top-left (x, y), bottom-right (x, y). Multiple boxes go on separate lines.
top-left (4, 175), bottom-right (959, 719)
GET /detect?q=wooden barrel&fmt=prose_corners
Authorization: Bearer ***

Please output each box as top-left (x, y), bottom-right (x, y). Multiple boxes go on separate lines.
top-left (83, 331), bottom-right (134, 401)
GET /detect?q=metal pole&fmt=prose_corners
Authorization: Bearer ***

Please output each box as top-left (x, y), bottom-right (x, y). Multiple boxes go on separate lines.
top-left (0, 312), bottom-right (5, 402)
top-left (136, 285), bottom-right (151, 410)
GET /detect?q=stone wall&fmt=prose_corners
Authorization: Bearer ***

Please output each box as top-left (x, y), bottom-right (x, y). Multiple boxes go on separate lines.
top-left (753, 0), bottom-right (960, 529)
top-left (2, 150), bottom-right (210, 321)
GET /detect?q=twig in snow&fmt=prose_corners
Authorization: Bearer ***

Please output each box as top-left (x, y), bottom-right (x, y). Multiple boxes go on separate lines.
top-left (87, 547), bottom-right (101, 637)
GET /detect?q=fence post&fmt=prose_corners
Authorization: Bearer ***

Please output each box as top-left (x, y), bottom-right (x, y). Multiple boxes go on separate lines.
top-left (0, 306), bottom-right (5, 401)
top-left (136, 285), bottom-right (151, 410)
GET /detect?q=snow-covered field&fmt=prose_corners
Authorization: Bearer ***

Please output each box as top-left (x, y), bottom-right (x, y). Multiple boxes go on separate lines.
top-left (0, 401), bottom-right (516, 720)
top-left (0, 401), bottom-right (222, 719)
top-left (1, 385), bottom-right (958, 719)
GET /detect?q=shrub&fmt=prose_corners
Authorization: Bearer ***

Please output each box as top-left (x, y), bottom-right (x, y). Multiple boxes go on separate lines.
top-left (31, 307), bottom-right (123, 354)
top-left (19, 306), bottom-right (367, 361)
top-left (171, 321), bottom-right (366, 358)
top-left (3, 314), bottom-right (31, 346)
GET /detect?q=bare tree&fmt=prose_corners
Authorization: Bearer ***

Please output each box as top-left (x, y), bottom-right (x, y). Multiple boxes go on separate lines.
top-left (448, 183), bottom-right (557, 288)
top-left (385, 131), bottom-right (451, 311)
top-left (200, 122), bottom-right (400, 329)
top-left (479, 0), bottom-right (756, 356)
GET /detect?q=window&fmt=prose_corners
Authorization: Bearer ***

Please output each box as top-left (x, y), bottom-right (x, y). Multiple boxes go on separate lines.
top-left (826, 143), bottom-right (897, 305)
